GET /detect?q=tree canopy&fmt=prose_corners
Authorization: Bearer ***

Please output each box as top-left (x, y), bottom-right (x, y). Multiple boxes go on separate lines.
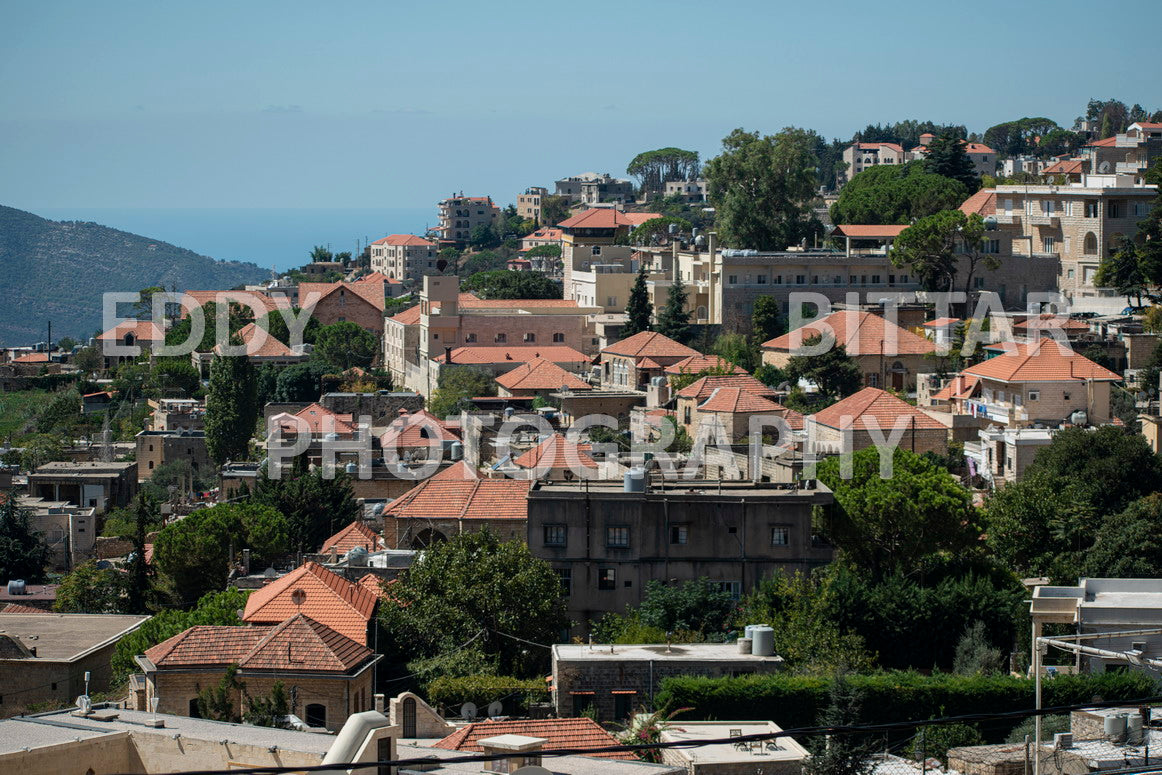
top-left (704, 127), bottom-right (822, 250)
top-left (204, 351), bottom-right (258, 465)
top-left (0, 491), bottom-right (49, 583)
top-left (1084, 494), bottom-right (1162, 579)
top-left (428, 366), bottom-right (496, 420)
top-left (892, 209), bottom-right (989, 295)
top-left (629, 216), bottom-right (692, 246)
top-left (655, 276), bottom-right (691, 344)
top-left (461, 270), bottom-right (563, 300)
top-left (981, 117), bottom-right (1061, 157)
top-left (622, 264), bottom-right (653, 338)
top-left (922, 131), bottom-right (980, 193)
top-left (626, 147), bottom-right (700, 197)
top-left (312, 321), bottom-right (379, 371)
top-left (830, 161), bottom-right (969, 225)
top-left (252, 457), bottom-right (359, 554)
top-left (784, 336), bottom-right (862, 400)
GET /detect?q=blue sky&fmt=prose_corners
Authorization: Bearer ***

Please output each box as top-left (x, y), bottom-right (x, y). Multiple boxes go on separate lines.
top-left (2, 0), bottom-right (1159, 211)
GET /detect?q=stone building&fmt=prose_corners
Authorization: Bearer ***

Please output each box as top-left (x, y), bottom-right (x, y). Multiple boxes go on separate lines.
top-left (369, 234), bottom-right (439, 284)
top-left (806, 387), bottom-right (949, 457)
top-left (134, 429), bottom-right (210, 482)
top-left (435, 195), bottom-right (501, 246)
top-left (28, 461), bottom-right (137, 515)
top-left (381, 478), bottom-right (530, 549)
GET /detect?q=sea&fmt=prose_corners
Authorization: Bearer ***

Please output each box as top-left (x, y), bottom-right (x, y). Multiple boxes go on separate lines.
top-left (33, 207), bottom-right (434, 273)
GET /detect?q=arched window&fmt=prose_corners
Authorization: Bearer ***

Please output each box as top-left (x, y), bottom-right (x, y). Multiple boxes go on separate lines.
top-left (306, 703), bottom-right (327, 728)
top-left (402, 696), bottom-right (417, 737)
top-left (412, 528), bottom-right (447, 550)
top-left (1083, 232), bottom-right (1098, 255)
top-left (695, 306), bottom-right (707, 320)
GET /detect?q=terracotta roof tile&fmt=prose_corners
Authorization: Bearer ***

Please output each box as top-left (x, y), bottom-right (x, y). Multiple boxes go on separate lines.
top-left (924, 318), bottom-right (960, 328)
top-left (1043, 159), bottom-right (1086, 176)
top-left (388, 304), bottom-right (422, 325)
top-left (558, 209), bottom-right (658, 230)
top-left (811, 387), bottom-right (945, 431)
top-left (436, 346), bottom-right (590, 365)
top-left (96, 319), bottom-right (164, 342)
top-left (495, 358), bottom-right (592, 391)
top-left (430, 460), bottom-right (483, 481)
top-left (434, 717), bottom-right (634, 759)
top-left (0, 603), bottom-right (50, 614)
top-left (242, 562), bottom-right (377, 645)
top-left (831, 225), bottom-right (909, 238)
top-left (602, 331), bottom-right (699, 359)
top-left (513, 433), bottom-right (597, 469)
top-left (762, 311), bottom-right (935, 356)
top-left (319, 521), bottom-right (384, 555)
top-left (372, 234), bottom-right (435, 247)
top-left (1013, 314), bottom-right (1089, 332)
top-left (676, 374), bottom-right (777, 401)
top-left (379, 409), bottom-right (460, 449)
top-left (298, 280), bottom-right (385, 312)
top-left (931, 374), bottom-right (980, 401)
top-left (961, 339), bottom-right (1121, 383)
top-left (697, 387), bottom-right (788, 414)
top-left (664, 354), bottom-right (748, 376)
top-left (214, 322), bottom-right (296, 358)
top-left (275, 403), bottom-right (356, 436)
top-left (959, 189), bottom-right (996, 217)
top-left (387, 479), bottom-right (530, 521)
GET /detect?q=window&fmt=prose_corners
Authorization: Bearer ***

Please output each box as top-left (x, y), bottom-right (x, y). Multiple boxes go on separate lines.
top-left (1063, 392), bottom-right (1071, 401)
top-left (796, 275), bottom-right (806, 285)
top-left (606, 526), bottom-right (629, 547)
top-left (712, 581), bottom-right (743, 599)
top-left (1067, 269), bottom-right (1076, 279)
top-left (1085, 201), bottom-right (1099, 218)
top-left (591, 245), bottom-right (602, 256)
top-left (1084, 233), bottom-right (1098, 254)
top-left (465, 332), bottom-right (477, 343)
top-left (1109, 202), bottom-right (1122, 219)
top-left (613, 692), bottom-right (636, 720)
top-left (1042, 237), bottom-right (1055, 253)
top-left (1028, 390), bottom-right (1039, 401)
top-left (757, 274), bottom-right (767, 284)
top-left (606, 296), bottom-right (618, 307)
top-left (728, 275), bottom-right (737, 285)
top-left (770, 526), bottom-right (790, 546)
top-left (849, 275), bottom-right (857, 284)
top-left (670, 524), bottom-right (689, 545)
top-left (494, 333), bottom-right (507, 343)
top-left (871, 275), bottom-right (881, 284)
top-left (997, 390), bottom-right (1006, 403)
top-left (975, 277), bottom-right (986, 289)
top-left (524, 332), bottom-right (536, 343)
top-left (901, 275), bottom-right (910, 284)
top-left (306, 704), bottom-right (327, 728)
top-left (543, 524), bottom-right (567, 546)
top-left (572, 693), bottom-right (595, 716)
top-left (598, 568), bottom-right (616, 590)
top-left (867, 372), bottom-right (880, 387)
top-left (556, 568), bottom-right (572, 596)
top-left (983, 239), bottom-right (1000, 254)
top-left (148, 460), bottom-right (154, 469)
top-left (553, 333), bottom-right (564, 343)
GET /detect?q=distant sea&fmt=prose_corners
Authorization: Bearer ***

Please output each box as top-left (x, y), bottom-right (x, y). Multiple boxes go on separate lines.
top-left (33, 207), bottom-right (434, 273)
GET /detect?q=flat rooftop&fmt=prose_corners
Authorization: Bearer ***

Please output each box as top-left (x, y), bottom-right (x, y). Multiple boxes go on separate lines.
top-left (553, 642), bottom-right (784, 663)
top-left (660, 721), bottom-right (809, 765)
top-left (30, 461), bottom-right (135, 478)
top-left (0, 613), bottom-right (149, 660)
top-left (531, 479), bottom-right (831, 501)
top-left (396, 743), bottom-right (682, 774)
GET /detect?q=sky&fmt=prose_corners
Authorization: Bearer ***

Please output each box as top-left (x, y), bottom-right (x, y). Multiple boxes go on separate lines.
top-left (2, 0), bottom-right (1160, 213)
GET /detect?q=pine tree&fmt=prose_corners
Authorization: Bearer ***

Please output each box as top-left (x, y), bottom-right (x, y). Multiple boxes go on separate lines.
top-left (656, 276), bottom-right (691, 344)
top-left (0, 493), bottom-right (49, 583)
top-left (125, 494), bottom-right (153, 614)
top-left (205, 351), bottom-right (257, 465)
top-left (923, 130), bottom-right (980, 193)
top-left (623, 264), bottom-right (653, 337)
top-left (752, 295), bottom-right (784, 343)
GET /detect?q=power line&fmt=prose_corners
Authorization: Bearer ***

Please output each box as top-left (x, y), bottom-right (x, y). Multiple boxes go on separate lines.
top-left (101, 692), bottom-right (1162, 775)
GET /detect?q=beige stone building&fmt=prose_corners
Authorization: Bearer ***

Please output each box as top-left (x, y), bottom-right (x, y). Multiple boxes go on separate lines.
top-left (599, 330), bottom-right (698, 391)
top-left (134, 429), bottom-right (210, 482)
top-left (663, 179), bottom-right (708, 202)
top-left (910, 134), bottom-right (997, 178)
top-left (17, 496), bottom-right (96, 570)
top-left (558, 208), bottom-right (660, 313)
top-left (28, 461), bottom-right (137, 515)
top-left (435, 194), bottom-right (501, 246)
top-left (555, 172), bottom-right (635, 205)
top-left (368, 234), bottom-right (438, 283)
top-left (806, 387), bottom-right (949, 457)
top-left (1079, 122), bottom-right (1162, 179)
top-left (517, 186), bottom-right (548, 223)
top-left (840, 142), bottom-right (910, 185)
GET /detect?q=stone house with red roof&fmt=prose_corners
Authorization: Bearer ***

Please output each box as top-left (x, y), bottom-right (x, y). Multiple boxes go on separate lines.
top-left (761, 310), bottom-right (935, 391)
top-left (510, 433), bottom-right (602, 481)
top-left (242, 561), bottom-right (378, 646)
top-left (674, 374), bottom-right (799, 441)
top-left (297, 278), bottom-right (386, 334)
top-left (599, 331), bottom-right (698, 390)
top-left (806, 387), bottom-right (949, 457)
top-left (381, 478), bottom-right (531, 549)
top-left (495, 358), bottom-right (592, 398)
top-left (368, 234), bottom-right (438, 283)
top-left (136, 614), bottom-right (380, 730)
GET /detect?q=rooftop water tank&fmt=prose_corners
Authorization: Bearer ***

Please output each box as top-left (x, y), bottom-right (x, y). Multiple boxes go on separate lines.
top-left (449, 441), bottom-right (464, 461)
top-left (345, 461), bottom-right (358, 474)
top-left (7, 579), bottom-right (26, 596)
top-left (623, 467), bottom-right (646, 493)
top-left (346, 546), bottom-right (369, 567)
top-left (750, 625), bottom-right (775, 657)
top-left (744, 624), bottom-right (769, 640)
top-left (1105, 713), bottom-right (1127, 741)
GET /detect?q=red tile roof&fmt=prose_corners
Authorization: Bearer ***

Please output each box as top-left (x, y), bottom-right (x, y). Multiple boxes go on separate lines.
top-left (664, 354), bottom-right (748, 376)
top-left (931, 374), bottom-right (980, 401)
top-left (857, 142), bottom-right (905, 153)
top-left (276, 403), bottom-right (356, 436)
top-left (388, 304), bottom-right (423, 325)
top-left (96, 319), bottom-right (164, 342)
top-left (146, 614), bottom-right (372, 673)
top-left (0, 603), bottom-right (50, 614)
top-left (379, 409), bottom-right (461, 449)
top-left (215, 322), bottom-right (296, 358)
top-left (320, 521), bottom-right (384, 555)
top-left (698, 387), bottom-right (788, 414)
top-left (1043, 159), bottom-right (1086, 176)
top-left (513, 433), bottom-right (597, 469)
top-left (495, 358), bottom-right (592, 392)
top-left (962, 338), bottom-right (1121, 383)
top-left (962, 142), bottom-right (995, 154)
top-left (522, 227), bottom-right (564, 242)
top-left (243, 562), bottom-right (377, 644)
top-left (557, 209), bottom-right (660, 230)
top-left (602, 331), bottom-right (699, 360)
top-left (373, 234), bottom-right (435, 247)
top-left (11, 353), bottom-right (50, 364)
top-left (386, 479), bottom-right (530, 521)
top-left (182, 290), bottom-right (292, 316)
top-left (924, 317), bottom-right (960, 328)
top-left (676, 374), bottom-right (778, 401)
top-left (357, 573), bottom-right (388, 599)
top-left (434, 717), bottom-right (634, 760)
top-left (298, 280), bottom-right (385, 312)
top-left (1013, 314), bottom-right (1090, 333)
top-left (621, 211), bottom-right (663, 226)
top-left (436, 346), bottom-right (590, 365)
top-left (762, 311), bottom-right (935, 357)
top-left (811, 387), bottom-right (945, 432)
top-left (831, 225), bottom-right (909, 238)
top-left (461, 298), bottom-right (580, 310)
top-left (1086, 136), bottom-right (1118, 147)
top-left (959, 189), bottom-right (996, 217)
top-left (429, 460), bottom-right (482, 482)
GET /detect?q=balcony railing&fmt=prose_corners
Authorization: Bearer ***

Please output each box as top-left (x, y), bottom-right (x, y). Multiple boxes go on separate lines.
top-left (1028, 214), bottom-right (1060, 227)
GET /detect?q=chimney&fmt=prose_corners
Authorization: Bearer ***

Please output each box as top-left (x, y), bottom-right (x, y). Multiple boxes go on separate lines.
top-left (445, 346), bottom-right (453, 364)
top-left (374, 693), bottom-right (385, 714)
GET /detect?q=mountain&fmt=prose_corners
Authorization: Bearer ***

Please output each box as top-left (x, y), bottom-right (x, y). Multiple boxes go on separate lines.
top-left (0, 205), bottom-right (269, 345)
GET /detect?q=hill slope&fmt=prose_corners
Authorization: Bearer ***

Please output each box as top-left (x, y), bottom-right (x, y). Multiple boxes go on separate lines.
top-left (0, 205), bottom-right (268, 345)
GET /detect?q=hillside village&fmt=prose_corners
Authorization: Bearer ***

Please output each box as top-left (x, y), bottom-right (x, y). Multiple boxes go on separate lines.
top-left (6, 101), bottom-right (1162, 774)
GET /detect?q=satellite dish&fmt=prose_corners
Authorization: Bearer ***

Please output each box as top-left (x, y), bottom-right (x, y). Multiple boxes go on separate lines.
top-left (513, 767), bottom-right (553, 775)
top-left (487, 700), bottom-right (503, 717)
top-left (291, 588), bottom-right (307, 606)
top-left (460, 702), bottom-right (478, 720)
top-left (1099, 161), bottom-right (1111, 173)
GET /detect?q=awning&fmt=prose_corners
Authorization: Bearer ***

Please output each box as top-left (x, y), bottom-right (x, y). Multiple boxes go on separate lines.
top-left (610, 690), bottom-right (637, 695)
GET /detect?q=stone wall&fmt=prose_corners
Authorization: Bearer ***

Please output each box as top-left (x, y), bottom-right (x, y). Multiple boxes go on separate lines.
top-left (321, 392), bottom-right (423, 423)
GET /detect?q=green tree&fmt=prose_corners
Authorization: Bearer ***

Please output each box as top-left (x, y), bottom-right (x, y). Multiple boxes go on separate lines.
top-left (816, 447), bottom-right (976, 577)
top-left (461, 270), bottom-right (563, 299)
top-left (655, 276), bottom-right (691, 344)
top-left (204, 351), bottom-right (257, 465)
top-left (244, 680), bottom-right (291, 728)
top-left (622, 264), bottom-right (653, 337)
top-left (309, 245), bottom-right (333, 263)
top-left (54, 561), bottom-right (127, 613)
top-left (73, 345), bottom-right (103, 376)
top-left (923, 130), bottom-right (980, 193)
top-left (539, 195), bottom-right (572, 226)
top-left (892, 209), bottom-right (967, 292)
top-left (982, 474), bottom-right (1088, 581)
top-left (197, 663), bottom-right (243, 722)
top-left (637, 578), bottom-right (736, 635)
top-left (56, 336), bottom-right (78, 352)
top-left (711, 333), bottom-right (758, 373)
top-left (252, 457), bottom-right (359, 553)
top-left (628, 216), bottom-right (692, 246)
top-left (468, 224), bottom-right (500, 250)
top-left (1084, 494), bottom-right (1162, 578)
top-left (704, 127), bottom-right (822, 250)
top-left (459, 250), bottom-right (507, 276)
top-left (428, 366), bottom-right (496, 419)
top-left (784, 337), bottom-right (861, 400)
top-left (804, 674), bottom-right (874, 775)
top-left (379, 530), bottom-right (567, 677)
top-left (830, 161), bottom-right (968, 226)
top-left (752, 296), bottom-right (783, 343)
top-left (150, 358), bottom-right (201, 398)
top-left (524, 244), bottom-right (562, 260)
top-left (273, 361), bottom-right (330, 402)
top-left (238, 503), bottom-right (290, 566)
top-left (952, 621), bottom-right (1005, 675)
top-left (257, 309), bottom-right (320, 346)
top-left (626, 147), bottom-right (701, 198)
top-left (313, 321), bottom-right (379, 371)
top-left (124, 493), bottom-right (155, 614)
top-left (1094, 235), bottom-right (1146, 306)
top-left (0, 493), bottom-right (49, 583)
top-left (154, 504), bottom-right (243, 605)
top-left (19, 434), bottom-right (66, 470)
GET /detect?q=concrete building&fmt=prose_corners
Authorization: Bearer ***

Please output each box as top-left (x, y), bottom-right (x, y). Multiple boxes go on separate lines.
top-left (663, 179), bottom-right (708, 203)
top-left (527, 479), bottom-right (834, 631)
top-left (297, 277), bottom-right (387, 333)
top-left (0, 612), bottom-right (149, 715)
top-left (558, 208), bottom-right (661, 312)
top-left (1030, 578), bottom-right (1162, 672)
top-left (550, 642), bottom-right (785, 719)
top-left (134, 429), bottom-right (210, 482)
top-left (969, 425), bottom-right (1055, 484)
top-left (136, 614), bottom-right (380, 731)
top-left (149, 398), bottom-right (205, 432)
top-left (660, 721), bottom-right (810, 775)
top-left (28, 461), bottom-right (137, 515)
top-left (555, 172), bottom-right (636, 205)
top-left (1079, 122), bottom-right (1162, 179)
top-left (369, 234), bottom-right (439, 284)
top-left (435, 194), bottom-right (501, 246)
top-left (18, 496), bottom-right (97, 571)
top-left (673, 374), bottom-right (796, 440)
top-left (517, 186), bottom-right (548, 223)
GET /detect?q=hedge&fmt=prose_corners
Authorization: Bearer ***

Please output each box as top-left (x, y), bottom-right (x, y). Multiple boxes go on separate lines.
top-left (426, 675), bottom-right (550, 715)
top-left (655, 671), bottom-right (1159, 742)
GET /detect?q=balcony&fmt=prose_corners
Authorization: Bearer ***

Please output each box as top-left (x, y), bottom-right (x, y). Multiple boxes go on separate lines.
top-left (1116, 161), bottom-right (1145, 174)
top-left (990, 214), bottom-right (1018, 225)
top-left (1027, 213), bottom-right (1060, 227)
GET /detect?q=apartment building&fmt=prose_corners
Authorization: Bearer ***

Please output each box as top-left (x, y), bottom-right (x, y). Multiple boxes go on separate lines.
top-left (435, 194), bottom-right (501, 246)
top-left (517, 186), bottom-right (548, 223)
top-left (369, 234), bottom-right (438, 283)
top-left (527, 479), bottom-right (834, 632)
top-left (134, 429), bottom-right (209, 482)
top-left (554, 172), bottom-right (635, 205)
top-left (663, 179), bottom-right (708, 202)
top-left (18, 496), bottom-right (97, 570)
top-left (1080, 122), bottom-right (1162, 178)
top-left (840, 142), bottom-right (909, 184)
top-left (28, 461), bottom-right (137, 514)
top-left (149, 398), bottom-right (205, 432)
top-left (558, 208), bottom-right (660, 312)
top-left (960, 174), bottom-right (1157, 309)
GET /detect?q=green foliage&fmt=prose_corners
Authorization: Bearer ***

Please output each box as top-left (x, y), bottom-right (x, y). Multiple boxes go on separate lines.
top-left (150, 358), bottom-right (201, 398)
top-left (426, 675), bottom-right (549, 713)
top-left (468, 224), bottom-right (500, 250)
top-left (1005, 714), bottom-right (1070, 744)
top-left (539, 195), bottom-right (572, 226)
top-left (815, 447), bottom-right (977, 576)
top-left (459, 250), bottom-right (507, 276)
top-left (654, 670), bottom-right (1158, 730)
top-left (628, 216), bottom-right (692, 246)
top-left (752, 296), bottom-right (784, 343)
top-left (622, 264), bottom-right (653, 337)
top-left (378, 530), bottom-right (567, 677)
top-left (273, 361), bottom-right (330, 402)
top-left (805, 674), bottom-right (875, 775)
top-left (165, 301), bottom-right (252, 354)
top-left (655, 276), bottom-right (691, 344)
top-left (892, 209), bottom-right (988, 294)
top-left (312, 321), bottom-right (378, 371)
top-left (111, 588), bottom-right (249, 682)
top-left (0, 493), bottom-right (49, 583)
top-left (854, 120), bottom-right (966, 151)
top-left (154, 504), bottom-right (244, 604)
top-left (982, 117), bottom-right (1062, 157)
top-left (784, 337), bottom-right (861, 399)
top-left (705, 127), bottom-right (823, 250)
top-left (830, 161), bottom-right (969, 226)
top-left (36, 387), bottom-right (82, 434)
top-left (204, 352), bottom-right (257, 465)
top-left (54, 561), bottom-right (127, 613)
top-left (197, 663), bottom-right (243, 722)
top-left (626, 147), bottom-right (701, 197)
top-left (244, 681), bottom-right (291, 728)
top-left (754, 363), bottom-right (789, 389)
top-left (1084, 494), bottom-right (1162, 578)
top-left (523, 244), bottom-right (561, 259)
top-left (637, 577), bottom-right (737, 635)
top-left (257, 309), bottom-right (321, 347)
top-left (429, 366), bottom-right (496, 420)
top-left (19, 433), bottom-right (67, 470)
top-left (1095, 235), bottom-right (1148, 306)
top-left (908, 723), bottom-right (983, 765)
top-left (952, 621), bottom-right (1005, 676)
top-left (252, 456), bottom-right (358, 554)
top-left (139, 459), bottom-right (216, 504)
top-left (711, 333), bottom-right (758, 373)
top-left (461, 270), bottom-right (563, 299)
top-left (237, 504), bottom-right (290, 566)
top-left (73, 346), bottom-right (103, 376)
top-left (923, 130), bottom-right (981, 193)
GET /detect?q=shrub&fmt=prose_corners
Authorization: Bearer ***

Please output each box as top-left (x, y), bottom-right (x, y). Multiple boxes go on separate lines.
top-left (426, 675), bottom-right (549, 715)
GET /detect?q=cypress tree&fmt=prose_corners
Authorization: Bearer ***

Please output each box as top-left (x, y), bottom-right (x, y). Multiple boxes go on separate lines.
top-left (923, 130), bottom-right (980, 193)
top-left (205, 351), bottom-right (258, 465)
top-left (623, 264), bottom-right (653, 337)
top-left (656, 275), bottom-right (691, 344)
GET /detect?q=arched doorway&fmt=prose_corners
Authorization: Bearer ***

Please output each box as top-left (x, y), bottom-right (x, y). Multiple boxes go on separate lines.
top-left (890, 361), bottom-right (907, 391)
top-left (402, 696), bottom-right (417, 737)
top-left (412, 528), bottom-right (446, 549)
top-left (188, 698), bottom-right (201, 718)
top-left (306, 703), bottom-right (327, 728)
